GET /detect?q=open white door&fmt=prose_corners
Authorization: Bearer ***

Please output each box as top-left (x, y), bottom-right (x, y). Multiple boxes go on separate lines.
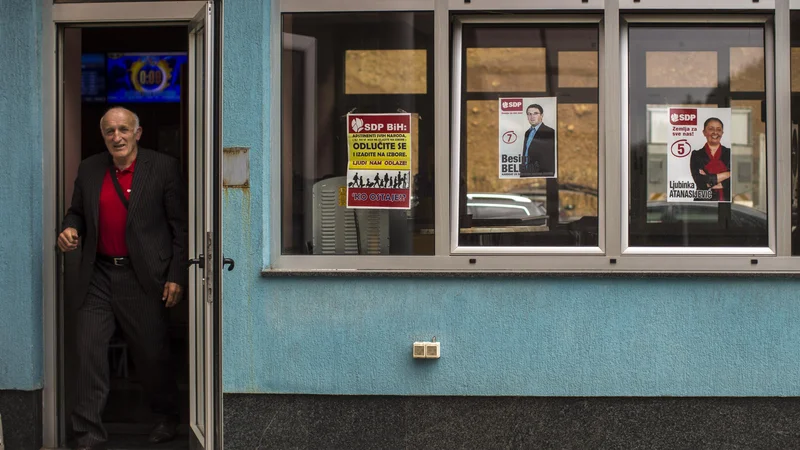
top-left (187, 2), bottom-right (219, 448)
top-left (44, 2), bottom-right (222, 448)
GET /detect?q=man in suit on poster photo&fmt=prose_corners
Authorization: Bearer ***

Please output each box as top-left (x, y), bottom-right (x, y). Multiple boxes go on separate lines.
top-left (57, 106), bottom-right (187, 449)
top-left (520, 103), bottom-right (556, 178)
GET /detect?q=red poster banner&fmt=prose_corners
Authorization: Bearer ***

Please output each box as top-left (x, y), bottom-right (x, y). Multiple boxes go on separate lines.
top-left (346, 113), bottom-right (412, 210)
top-left (348, 114), bottom-right (410, 134)
top-left (347, 188), bottom-right (411, 209)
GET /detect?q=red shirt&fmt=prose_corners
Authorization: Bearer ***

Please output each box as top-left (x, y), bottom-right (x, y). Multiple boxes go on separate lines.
top-left (703, 144), bottom-right (727, 200)
top-left (97, 160), bottom-right (135, 256)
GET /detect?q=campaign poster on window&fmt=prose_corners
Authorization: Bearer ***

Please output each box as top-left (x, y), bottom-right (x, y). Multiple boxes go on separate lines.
top-left (346, 113), bottom-right (412, 209)
top-left (498, 97), bottom-right (558, 179)
top-left (667, 107), bottom-right (732, 203)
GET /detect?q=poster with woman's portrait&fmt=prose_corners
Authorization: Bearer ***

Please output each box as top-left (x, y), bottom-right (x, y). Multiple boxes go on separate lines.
top-left (667, 107), bottom-right (732, 203)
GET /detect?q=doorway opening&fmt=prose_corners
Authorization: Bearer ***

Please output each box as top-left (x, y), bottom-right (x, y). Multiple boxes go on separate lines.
top-left (60, 24), bottom-right (191, 449)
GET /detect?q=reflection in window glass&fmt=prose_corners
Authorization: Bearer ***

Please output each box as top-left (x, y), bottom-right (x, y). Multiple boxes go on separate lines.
top-left (459, 24), bottom-right (599, 247)
top-left (730, 100), bottom-right (765, 206)
top-left (345, 50), bottom-right (427, 94)
top-left (646, 51), bottom-right (717, 88)
top-left (558, 51), bottom-right (599, 88)
top-left (792, 48), bottom-right (800, 92)
top-left (790, 13), bottom-right (800, 254)
top-left (730, 47), bottom-right (765, 92)
top-left (629, 25), bottom-right (768, 247)
top-left (281, 12), bottom-right (435, 255)
top-left (466, 48), bottom-right (546, 92)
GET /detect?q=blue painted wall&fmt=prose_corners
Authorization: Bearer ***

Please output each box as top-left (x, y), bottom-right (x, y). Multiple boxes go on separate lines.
top-left (0, 0), bottom-right (43, 390)
top-left (221, 1), bottom-right (800, 396)
top-left (224, 277), bottom-right (800, 396)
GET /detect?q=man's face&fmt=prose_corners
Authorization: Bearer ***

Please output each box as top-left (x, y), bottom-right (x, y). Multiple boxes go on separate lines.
top-left (526, 108), bottom-right (543, 127)
top-left (101, 109), bottom-right (141, 161)
top-left (702, 120), bottom-right (723, 146)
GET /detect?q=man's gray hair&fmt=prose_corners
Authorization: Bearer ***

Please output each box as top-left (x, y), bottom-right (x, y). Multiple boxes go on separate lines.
top-left (100, 106), bottom-right (140, 130)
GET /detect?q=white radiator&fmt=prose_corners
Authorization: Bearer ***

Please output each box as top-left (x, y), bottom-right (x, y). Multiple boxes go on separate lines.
top-left (312, 176), bottom-right (389, 255)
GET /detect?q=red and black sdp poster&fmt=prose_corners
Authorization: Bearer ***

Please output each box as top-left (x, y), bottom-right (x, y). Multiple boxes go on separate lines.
top-left (346, 113), bottom-right (412, 209)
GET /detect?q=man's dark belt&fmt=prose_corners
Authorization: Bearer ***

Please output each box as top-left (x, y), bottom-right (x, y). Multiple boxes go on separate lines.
top-left (96, 254), bottom-right (130, 266)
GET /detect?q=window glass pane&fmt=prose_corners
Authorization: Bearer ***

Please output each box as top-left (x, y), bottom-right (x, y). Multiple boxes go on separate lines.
top-left (646, 51), bottom-right (718, 88)
top-left (466, 47), bottom-right (547, 92)
top-left (790, 13), bottom-right (800, 254)
top-left (792, 48), bottom-right (800, 92)
top-left (458, 24), bottom-right (599, 248)
top-left (345, 50), bottom-right (427, 94)
top-left (281, 12), bottom-right (434, 255)
top-left (730, 47), bottom-right (765, 92)
top-left (558, 51), bottom-right (599, 88)
top-left (628, 25), bottom-right (768, 248)
top-left (730, 100), bottom-right (766, 207)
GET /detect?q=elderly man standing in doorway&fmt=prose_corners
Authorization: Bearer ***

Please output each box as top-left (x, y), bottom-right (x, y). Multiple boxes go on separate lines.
top-left (57, 106), bottom-right (187, 449)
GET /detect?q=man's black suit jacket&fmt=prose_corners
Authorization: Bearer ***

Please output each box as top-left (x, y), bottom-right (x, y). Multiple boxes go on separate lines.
top-left (521, 123), bottom-right (556, 177)
top-left (61, 148), bottom-right (188, 306)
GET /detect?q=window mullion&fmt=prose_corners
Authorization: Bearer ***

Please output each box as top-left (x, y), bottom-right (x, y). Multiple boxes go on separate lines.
top-left (605, 0), bottom-right (622, 258)
top-left (776, 0), bottom-right (792, 256)
top-left (435, 0), bottom-right (450, 256)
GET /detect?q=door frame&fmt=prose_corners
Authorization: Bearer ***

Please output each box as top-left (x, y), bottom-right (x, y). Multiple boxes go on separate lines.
top-left (41, 2), bottom-right (223, 448)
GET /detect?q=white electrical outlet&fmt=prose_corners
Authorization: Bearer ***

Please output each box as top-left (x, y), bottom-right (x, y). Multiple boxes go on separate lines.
top-left (413, 341), bottom-right (440, 359)
top-left (413, 342), bottom-right (426, 358)
top-left (425, 342), bottom-right (440, 359)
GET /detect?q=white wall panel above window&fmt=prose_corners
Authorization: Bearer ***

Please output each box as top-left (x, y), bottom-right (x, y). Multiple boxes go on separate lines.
top-left (448, 0), bottom-right (603, 10)
top-left (280, 0), bottom-right (434, 13)
top-left (619, 0), bottom-right (774, 9)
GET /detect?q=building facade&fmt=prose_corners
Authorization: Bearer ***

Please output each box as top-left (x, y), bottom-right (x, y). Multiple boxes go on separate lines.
top-left (4, 0), bottom-right (800, 448)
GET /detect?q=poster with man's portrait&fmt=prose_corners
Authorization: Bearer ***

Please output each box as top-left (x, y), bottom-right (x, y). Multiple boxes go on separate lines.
top-left (498, 97), bottom-right (558, 179)
top-left (667, 107), bottom-right (732, 203)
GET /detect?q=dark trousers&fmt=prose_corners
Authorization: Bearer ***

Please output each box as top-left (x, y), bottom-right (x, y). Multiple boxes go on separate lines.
top-left (72, 259), bottom-right (178, 446)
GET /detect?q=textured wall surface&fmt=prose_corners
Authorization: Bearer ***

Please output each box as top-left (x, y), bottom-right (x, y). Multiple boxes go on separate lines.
top-left (0, 0), bottom-right (43, 390)
top-left (220, 0), bottom-right (267, 397)
top-left (0, 390), bottom-right (42, 449)
top-left (224, 276), bottom-right (800, 396)
top-left (220, 1), bottom-right (800, 397)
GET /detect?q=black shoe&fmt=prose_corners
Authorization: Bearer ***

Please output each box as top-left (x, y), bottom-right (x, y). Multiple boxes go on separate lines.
top-left (148, 420), bottom-right (178, 444)
top-left (74, 445), bottom-right (106, 450)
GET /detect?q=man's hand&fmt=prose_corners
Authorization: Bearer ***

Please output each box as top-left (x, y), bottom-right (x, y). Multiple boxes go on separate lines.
top-left (162, 282), bottom-right (183, 308)
top-left (57, 227), bottom-right (80, 252)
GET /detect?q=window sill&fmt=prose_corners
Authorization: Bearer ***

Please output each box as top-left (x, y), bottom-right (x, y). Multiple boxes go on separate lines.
top-left (262, 254), bottom-right (800, 276)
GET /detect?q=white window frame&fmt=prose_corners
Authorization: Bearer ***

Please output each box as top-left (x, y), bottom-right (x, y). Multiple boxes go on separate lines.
top-left (268, 0), bottom-right (800, 273)
top-left (620, 14), bottom-right (778, 256)
top-left (450, 14), bottom-right (606, 256)
top-left (270, 0), bottom-right (447, 272)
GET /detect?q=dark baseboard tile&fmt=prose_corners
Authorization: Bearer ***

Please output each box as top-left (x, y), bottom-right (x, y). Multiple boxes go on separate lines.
top-left (0, 389), bottom-right (42, 450)
top-left (223, 394), bottom-right (800, 450)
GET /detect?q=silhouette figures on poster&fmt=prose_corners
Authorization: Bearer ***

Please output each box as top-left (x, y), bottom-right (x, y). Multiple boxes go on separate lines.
top-left (348, 172), bottom-right (409, 189)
